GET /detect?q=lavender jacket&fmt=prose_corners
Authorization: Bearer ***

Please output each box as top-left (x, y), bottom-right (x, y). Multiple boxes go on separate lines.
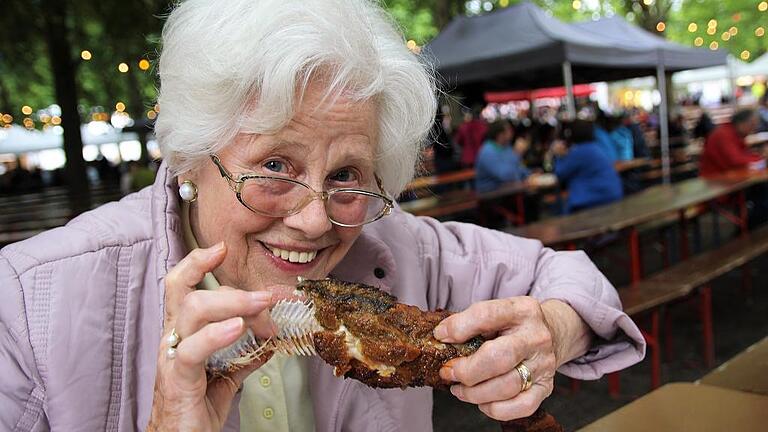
top-left (0, 163), bottom-right (644, 432)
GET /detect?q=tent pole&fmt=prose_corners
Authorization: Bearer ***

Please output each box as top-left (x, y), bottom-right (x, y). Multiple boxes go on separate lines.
top-left (562, 61), bottom-right (576, 119)
top-left (657, 64), bottom-right (671, 185)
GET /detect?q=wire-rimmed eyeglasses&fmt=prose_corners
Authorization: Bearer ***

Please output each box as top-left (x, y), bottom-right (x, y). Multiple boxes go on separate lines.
top-left (210, 154), bottom-right (393, 227)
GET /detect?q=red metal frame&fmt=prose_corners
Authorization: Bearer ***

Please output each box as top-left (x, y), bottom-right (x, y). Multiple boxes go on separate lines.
top-left (628, 227), bottom-right (643, 284)
top-left (700, 286), bottom-right (715, 368)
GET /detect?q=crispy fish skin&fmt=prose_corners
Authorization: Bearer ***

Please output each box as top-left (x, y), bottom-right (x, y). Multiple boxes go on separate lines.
top-left (298, 278), bottom-right (482, 390)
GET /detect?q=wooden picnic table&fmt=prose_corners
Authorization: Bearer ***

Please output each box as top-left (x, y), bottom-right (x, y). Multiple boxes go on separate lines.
top-left (511, 170), bottom-right (768, 283)
top-left (614, 158), bottom-right (652, 173)
top-left (579, 383), bottom-right (768, 432)
top-left (745, 131), bottom-right (768, 147)
top-left (698, 336), bottom-right (768, 396)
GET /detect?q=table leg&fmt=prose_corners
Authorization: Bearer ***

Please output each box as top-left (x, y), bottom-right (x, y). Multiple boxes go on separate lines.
top-left (678, 209), bottom-right (689, 260)
top-left (699, 285), bottom-right (715, 368)
top-left (629, 227), bottom-right (642, 284)
top-left (515, 193), bottom-right (525, 226)
top-left (737, 190), bottom-right (748, 236)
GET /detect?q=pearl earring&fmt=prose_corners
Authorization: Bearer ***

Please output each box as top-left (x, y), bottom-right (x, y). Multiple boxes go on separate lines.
top-left (179, 180), bottom-right (198, 202)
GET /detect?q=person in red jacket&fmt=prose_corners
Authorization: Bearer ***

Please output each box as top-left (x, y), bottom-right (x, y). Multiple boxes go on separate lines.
top-left (700, 108), bottom-right (768, 227)
top-left (699, 108), bottom-right (764, 177)
top-left (454, 105), bottom-right (488, 168)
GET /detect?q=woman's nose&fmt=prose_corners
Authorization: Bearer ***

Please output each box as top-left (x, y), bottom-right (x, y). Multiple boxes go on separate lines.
top-left (282, 197), bottom-right (333, 239)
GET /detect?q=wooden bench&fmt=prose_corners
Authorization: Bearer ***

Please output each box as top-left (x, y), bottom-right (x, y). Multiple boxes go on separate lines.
top-left (399, 169), bottom-right (478, 219)
top-left (614, 224), bottom-right (768, 394)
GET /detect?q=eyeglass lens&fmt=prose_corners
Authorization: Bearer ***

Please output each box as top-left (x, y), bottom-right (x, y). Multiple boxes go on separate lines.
top-left (239, 177), bottom-right (386, 225)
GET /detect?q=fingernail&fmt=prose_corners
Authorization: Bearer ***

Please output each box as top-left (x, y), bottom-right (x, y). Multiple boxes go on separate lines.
top-left (250, 291), bottom-right (272, 303)
top-left (433, 324), bottom-right (447, 340)
top-left (212, 241), bottom-right (225, 252)
top-left (450, 385), bottom-right (463, 399)
top-left (223, 316), bottom-right (244, 333)
top-left (440, 366), bottom-right (456, 382)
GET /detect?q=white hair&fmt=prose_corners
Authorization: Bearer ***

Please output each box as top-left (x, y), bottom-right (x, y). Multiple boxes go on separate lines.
top-left (155, 0), bottom-right (438, 196)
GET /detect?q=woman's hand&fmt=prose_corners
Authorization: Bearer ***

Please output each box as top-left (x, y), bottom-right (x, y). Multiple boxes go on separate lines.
top-left (433, 297), bottom-right (591, 421)
top-left (147, 242), bottom-right (276, 432)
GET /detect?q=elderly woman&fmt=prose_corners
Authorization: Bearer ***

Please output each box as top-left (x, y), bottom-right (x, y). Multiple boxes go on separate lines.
top-left (0, 1), bottom-right (644, 431)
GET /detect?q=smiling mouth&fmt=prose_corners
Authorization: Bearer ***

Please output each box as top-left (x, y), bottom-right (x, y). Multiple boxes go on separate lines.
top-left (261, 242), bottom-right (321, 264)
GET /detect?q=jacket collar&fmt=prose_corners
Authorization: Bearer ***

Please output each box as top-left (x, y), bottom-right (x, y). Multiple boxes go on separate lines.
top-left (150, 162), bottom-right (187, 288)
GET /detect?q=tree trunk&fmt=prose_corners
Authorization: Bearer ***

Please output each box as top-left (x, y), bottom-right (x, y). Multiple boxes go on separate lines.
top-left (41, 0), bottom-right (89, 202)
top-left (127, 66), bottom-right (150, 165)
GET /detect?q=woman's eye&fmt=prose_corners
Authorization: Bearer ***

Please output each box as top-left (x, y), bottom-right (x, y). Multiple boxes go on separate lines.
top-left (329, 169), bottom-right (358, 184)
top-left (263, 160), bottom-right (287, 173)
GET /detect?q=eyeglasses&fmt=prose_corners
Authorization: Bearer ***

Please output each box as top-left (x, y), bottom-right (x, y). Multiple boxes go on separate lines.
top-left (210, 155), bottom-right (393, 227)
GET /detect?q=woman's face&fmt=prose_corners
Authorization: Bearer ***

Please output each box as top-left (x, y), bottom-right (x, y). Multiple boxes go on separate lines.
top-left (183, 85), bottom-right (378, 293)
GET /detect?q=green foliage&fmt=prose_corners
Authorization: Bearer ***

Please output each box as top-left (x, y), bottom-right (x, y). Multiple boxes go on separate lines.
top-left (1, 0), bottom-right (765, 126)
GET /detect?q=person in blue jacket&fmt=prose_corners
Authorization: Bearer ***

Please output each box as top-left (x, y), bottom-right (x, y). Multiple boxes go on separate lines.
top-left (475, 120), bottom-right (530, 193)
top-left (553, 119), bottom-right (623, 213)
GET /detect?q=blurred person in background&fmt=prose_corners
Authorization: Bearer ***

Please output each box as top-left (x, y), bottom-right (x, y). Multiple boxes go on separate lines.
top-left (758, 93), bottom-right (768, 133)
top-left (454, 104), bottom-right (487, 168)
top-left (608, 114), bottom-right (634, 161)
top-left (700, 108), bottom-right (767, 227)
top-left (474, 121), bottom-right (530, 193)
top-left (593, 111), bottom-right (617, 162)
top-left (699, 108), bottom-right (764, 176)
top-left (552, 120), bottom-right (623, 214)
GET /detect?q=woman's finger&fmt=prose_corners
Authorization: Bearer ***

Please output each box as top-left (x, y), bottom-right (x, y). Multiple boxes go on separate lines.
top-left (174, 288), bottom-right (274, 340)
top-left (434, 297), bottom-right (539, 344)
top-left (171, 316), bottom-right (246, 384)
top-left (478, 382), bottom-right (552, 421)
top-left (441, 333), bottom-right (527, 386)
top-left (450, 367), bottom-right (524, 405)
top-left (206, 351), bottom-right (275, 417)
top-left (164, 243), bottom-right (227, 324)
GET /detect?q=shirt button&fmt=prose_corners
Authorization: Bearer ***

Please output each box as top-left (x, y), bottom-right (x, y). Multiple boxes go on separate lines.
top-left (263, 407), bottom-right (274, 419)
top-left (260, 375), bottom-right (271, 388)
top-left (374, 267), bottom-right (386, 279)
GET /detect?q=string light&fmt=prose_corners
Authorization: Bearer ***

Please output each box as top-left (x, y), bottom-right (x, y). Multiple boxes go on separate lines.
top-left (138, 59), bottom-right (150, 71)
top-left (756, 27), bottom-right (765, 37)
top-left (759, 2), bottom-right (767, 12)
top-left (709, 41), bottom-right (719, 50)
top-left (51, 116), bottom-right (61, 125)
top-left (706, 27), bottom-right (716, 35)
top-left (572, 0), bottom-right (581, 10)
top-left (740, 50), bottom-right (750, 60)
top-left (721, 32), bottom-right (730, 41)
top-left (147, 110), bottom-right (157, 120)
top-left (21, 105), bottom-right (32, 115)
top-left (81, 50), bottom-right (92, 61)
top-left (499, 0), bottom-right (509, 6)
top-left (406, 40), bottom-right (416, 50)
top-left (656, 22), bottom-right (666, 32)
top-left (118, 63), bottom-right (129, 73)
top-left (688, 23), bottom-right (697, 32)
top-left (643, 0), bottom-right (653, 5)
top-left (1, 114), bottom-right (12, 123)
top-left (115, 102), bottom-right (126, 112)
top-left (729, 26), bottom-right (737, 36)
top-left (694, 37), bottom-right (704, 46)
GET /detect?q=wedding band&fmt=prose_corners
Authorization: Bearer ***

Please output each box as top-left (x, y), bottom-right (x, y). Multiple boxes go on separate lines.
top-left (515, 362), bottom-right (533, 392)
top-left (166, 328), bottom-right (181, 360)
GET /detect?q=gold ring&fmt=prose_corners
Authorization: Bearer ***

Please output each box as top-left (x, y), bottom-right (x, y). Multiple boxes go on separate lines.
top-left (515, 362), bottom-right (533, 392)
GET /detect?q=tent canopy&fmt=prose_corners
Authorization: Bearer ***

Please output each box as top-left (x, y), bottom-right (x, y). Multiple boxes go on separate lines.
top-left (673, 53), bottom-right (768, 85)
top-left (426, 1), bottom-right (727, 91)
